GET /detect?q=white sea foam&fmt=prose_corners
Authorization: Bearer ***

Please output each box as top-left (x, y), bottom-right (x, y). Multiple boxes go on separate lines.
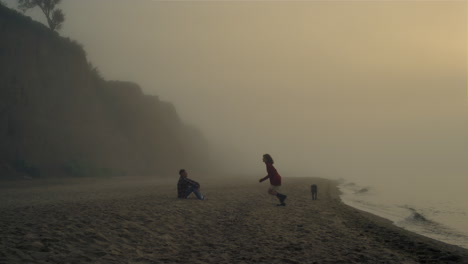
top-left (339, 180), bottom-right (468, 249)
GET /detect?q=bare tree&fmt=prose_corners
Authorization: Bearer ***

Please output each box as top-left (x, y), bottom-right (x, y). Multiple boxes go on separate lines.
top-left (18, 0), bottom-right (65, 31)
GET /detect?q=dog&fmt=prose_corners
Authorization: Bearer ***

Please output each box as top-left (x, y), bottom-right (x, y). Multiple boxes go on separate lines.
top-left (311, 184), bottom-right (318, 200)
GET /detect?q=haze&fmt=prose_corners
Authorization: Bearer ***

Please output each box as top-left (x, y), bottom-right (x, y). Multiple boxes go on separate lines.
top-left (6, 0), bottom-right (467, 193)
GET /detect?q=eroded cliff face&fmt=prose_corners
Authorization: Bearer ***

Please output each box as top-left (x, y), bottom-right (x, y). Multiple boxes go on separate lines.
top-left (0, 6), bottom-right (209, 178)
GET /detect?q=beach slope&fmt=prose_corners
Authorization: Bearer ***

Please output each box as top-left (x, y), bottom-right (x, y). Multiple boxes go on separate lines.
top-left (0, 177), bottom-right (467, 263)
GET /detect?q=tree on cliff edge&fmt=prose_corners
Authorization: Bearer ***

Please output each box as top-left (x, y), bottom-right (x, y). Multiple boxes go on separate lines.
top-left (18, 0), bottom-right (65, 31)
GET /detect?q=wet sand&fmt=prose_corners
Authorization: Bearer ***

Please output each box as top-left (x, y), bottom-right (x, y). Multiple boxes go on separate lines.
top-left (0, 176), bottom-right (467, 263)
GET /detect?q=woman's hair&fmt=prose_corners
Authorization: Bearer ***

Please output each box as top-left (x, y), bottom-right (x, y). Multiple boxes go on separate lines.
top-left (263, 154), bottom-right (274, 164)
top-left (179, 169), bottom-right (186, 175)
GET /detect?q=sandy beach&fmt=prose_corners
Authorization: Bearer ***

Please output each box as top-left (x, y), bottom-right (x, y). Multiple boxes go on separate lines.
top-left (0, 176), bottom-right (467, 264)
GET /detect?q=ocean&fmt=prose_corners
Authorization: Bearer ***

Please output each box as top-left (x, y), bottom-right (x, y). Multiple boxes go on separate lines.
top-left (338, 178), bottom-right (468, 249)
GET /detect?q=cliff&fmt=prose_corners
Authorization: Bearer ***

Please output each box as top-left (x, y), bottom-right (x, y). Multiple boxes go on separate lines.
top-left (0, 5), bottom-right (209, 178)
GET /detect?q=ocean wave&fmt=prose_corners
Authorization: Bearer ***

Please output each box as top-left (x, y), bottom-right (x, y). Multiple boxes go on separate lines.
top-left (355, 187), bottom-right (370, 194)
top-left (397, 206), bottom-right (468, 248)
top-left (338, 181), bottom-right (369, 194)
top-left (338, 181), bottom-right (468, 248)
top-left (404, 207), bottom-right (431, 223)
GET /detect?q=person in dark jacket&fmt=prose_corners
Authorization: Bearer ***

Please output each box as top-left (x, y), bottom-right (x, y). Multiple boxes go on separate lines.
top-left (177, 169), bottom-right (205, 200)
top-left (259, 154), bottom-right (287, 206)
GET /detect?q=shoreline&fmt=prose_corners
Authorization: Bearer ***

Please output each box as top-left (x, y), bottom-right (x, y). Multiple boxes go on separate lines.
top-left (0, 176), bottom-right (467, 263)
top-left (338, 181), bottom-right (468, 250)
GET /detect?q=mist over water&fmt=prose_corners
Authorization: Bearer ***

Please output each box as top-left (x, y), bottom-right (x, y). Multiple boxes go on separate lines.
top-left (4, 0), bottom-right (467, 247)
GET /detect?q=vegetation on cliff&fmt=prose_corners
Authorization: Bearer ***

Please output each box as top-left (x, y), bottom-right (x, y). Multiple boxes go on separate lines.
top-left (18, 0), bottom-right (65, 31)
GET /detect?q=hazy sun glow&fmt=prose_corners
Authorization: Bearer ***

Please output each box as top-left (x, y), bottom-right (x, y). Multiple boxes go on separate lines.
top-left (3, 0), bottom-right (467, 185)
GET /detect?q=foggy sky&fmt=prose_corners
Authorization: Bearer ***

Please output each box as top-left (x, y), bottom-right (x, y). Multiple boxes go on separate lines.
top-left (5, 0), bottom-right (467, 188)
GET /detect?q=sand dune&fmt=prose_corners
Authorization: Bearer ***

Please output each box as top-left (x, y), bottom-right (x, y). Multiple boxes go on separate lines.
top-left (0, 176), bottom-right (467, 263)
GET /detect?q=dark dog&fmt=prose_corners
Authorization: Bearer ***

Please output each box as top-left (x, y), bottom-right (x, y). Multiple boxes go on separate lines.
top-left (311, 184), bottom-right (318, 200)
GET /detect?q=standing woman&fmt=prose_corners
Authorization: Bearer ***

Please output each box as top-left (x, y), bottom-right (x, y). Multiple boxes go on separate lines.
top-left (259, 154), bottom-right (287, 206)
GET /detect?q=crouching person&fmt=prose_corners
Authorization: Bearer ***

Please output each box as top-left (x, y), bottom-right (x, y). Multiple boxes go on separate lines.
top-left (177, 169), bottom-right (205, 200)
